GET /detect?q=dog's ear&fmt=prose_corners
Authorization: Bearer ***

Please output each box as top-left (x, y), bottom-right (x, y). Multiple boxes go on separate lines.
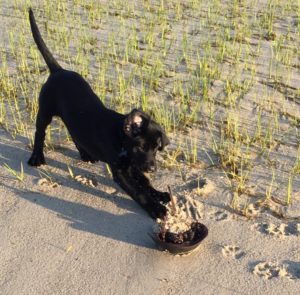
top-left (158, 132), bottom-right (170, 151)
top-left (124, 109), bottom-right (149, 137)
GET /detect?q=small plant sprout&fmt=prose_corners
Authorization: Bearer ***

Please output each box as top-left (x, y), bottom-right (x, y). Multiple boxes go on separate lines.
top-left (3, 162), bottom-right (24, 182)
top-left (67, 164), bottom-right (75, 179)
top-left (105, 164), bottom-right (113, 178)
top-left (266, 168), bottom-right (276, 200)
top-left (286, 175), bottom-right (293, 205)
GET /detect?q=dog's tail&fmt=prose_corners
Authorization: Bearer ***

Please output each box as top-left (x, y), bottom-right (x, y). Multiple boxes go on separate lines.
top-left (29, 8), bottom-right (62, 73)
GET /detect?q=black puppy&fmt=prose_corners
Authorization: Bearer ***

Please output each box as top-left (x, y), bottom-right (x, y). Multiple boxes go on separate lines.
top-left (27, 9), bottom-right (170, 218)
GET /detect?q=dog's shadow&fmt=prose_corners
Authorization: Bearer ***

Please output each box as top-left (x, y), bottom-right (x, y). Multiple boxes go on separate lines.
top-left (0, 134), bottom-right (157, 250)
top-left (0, 135), bottom-right (137, 212)
top-left (4, 184), bottom-right (155, 249)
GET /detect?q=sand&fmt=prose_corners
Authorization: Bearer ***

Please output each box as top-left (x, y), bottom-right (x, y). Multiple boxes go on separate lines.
top-left (1, 129), bottom-right (300, 295)
top-left (1, 1), bottom-right (300, 294)
top-left (155, 191), bottom-right (204, 234)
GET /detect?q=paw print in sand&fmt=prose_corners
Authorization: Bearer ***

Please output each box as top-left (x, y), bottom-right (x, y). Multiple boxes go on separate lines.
top-left (74, 174), bottom-right (98, 187)
top-left (209, 209), bottom-right (231, 221)
top-left (38, 177), bottom-right (59, 189)
top-left (254, 222), bottom-right (300, 238)
top-left (222, 245), bottom-right (245, 259)
top-left (253, 262), bottom-right (294, 280)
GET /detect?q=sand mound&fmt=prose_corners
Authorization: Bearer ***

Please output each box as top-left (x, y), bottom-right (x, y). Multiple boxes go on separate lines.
top-left (155, 191), bottom-right (204, 234)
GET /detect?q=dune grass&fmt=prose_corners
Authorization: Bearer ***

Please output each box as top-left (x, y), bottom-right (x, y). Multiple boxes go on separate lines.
top-left (0, 0), bottom-right (299, 214)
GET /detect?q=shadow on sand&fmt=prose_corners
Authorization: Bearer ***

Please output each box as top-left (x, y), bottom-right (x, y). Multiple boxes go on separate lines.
top-left (0, 134), bottom-right (157, 250)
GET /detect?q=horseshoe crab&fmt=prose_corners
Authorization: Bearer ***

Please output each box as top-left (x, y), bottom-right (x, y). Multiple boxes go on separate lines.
top-left (151, 186), bottom-right (208, 254)
top-left (151, 221), bottom-right (208, 254)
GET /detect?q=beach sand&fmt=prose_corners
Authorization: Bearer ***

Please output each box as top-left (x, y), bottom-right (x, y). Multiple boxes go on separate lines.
top-left (0, 1), bottom-right (299, 294)
top-left (1, 129), bottom-right (299, 295)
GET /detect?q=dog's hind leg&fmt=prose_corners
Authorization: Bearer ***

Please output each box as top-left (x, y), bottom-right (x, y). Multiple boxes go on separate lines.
top-left (28, 109), bottom-right (52, 166)
top-left (74, 142), bottom-right (97, 163)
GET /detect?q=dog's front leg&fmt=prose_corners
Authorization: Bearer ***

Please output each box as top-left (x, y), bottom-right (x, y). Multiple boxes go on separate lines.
top-left (111, 167), bottom-right (170, 219)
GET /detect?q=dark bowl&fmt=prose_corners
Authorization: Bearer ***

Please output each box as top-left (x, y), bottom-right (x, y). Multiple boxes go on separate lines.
top-left (150, 222), bottom-right (208, 255)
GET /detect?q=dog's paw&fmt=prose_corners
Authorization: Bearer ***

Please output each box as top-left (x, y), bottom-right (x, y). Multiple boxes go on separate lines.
top-left (79, 150), bottom-right (97, 163)
top-left (28, 153), bottom-right (46, 166)
top-left (149, 202), bottom-right (167, 219)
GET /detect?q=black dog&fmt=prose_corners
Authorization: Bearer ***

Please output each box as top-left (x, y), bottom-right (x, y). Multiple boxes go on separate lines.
top-left (27, 9), bottom-right (170, 218)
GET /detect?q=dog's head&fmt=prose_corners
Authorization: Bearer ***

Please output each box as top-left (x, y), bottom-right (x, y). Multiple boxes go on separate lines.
top-left (123, 109), bottom-right (169, 172)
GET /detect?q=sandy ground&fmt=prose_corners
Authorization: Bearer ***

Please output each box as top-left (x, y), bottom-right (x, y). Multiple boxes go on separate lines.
top-left (1, 130), bottom-right (300, 295)
top-left (1, 0), bottom-right (300, 294)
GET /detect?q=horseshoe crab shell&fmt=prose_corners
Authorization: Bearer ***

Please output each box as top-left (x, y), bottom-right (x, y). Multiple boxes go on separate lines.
top-left (150, 222), bottom-right (208, 255)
